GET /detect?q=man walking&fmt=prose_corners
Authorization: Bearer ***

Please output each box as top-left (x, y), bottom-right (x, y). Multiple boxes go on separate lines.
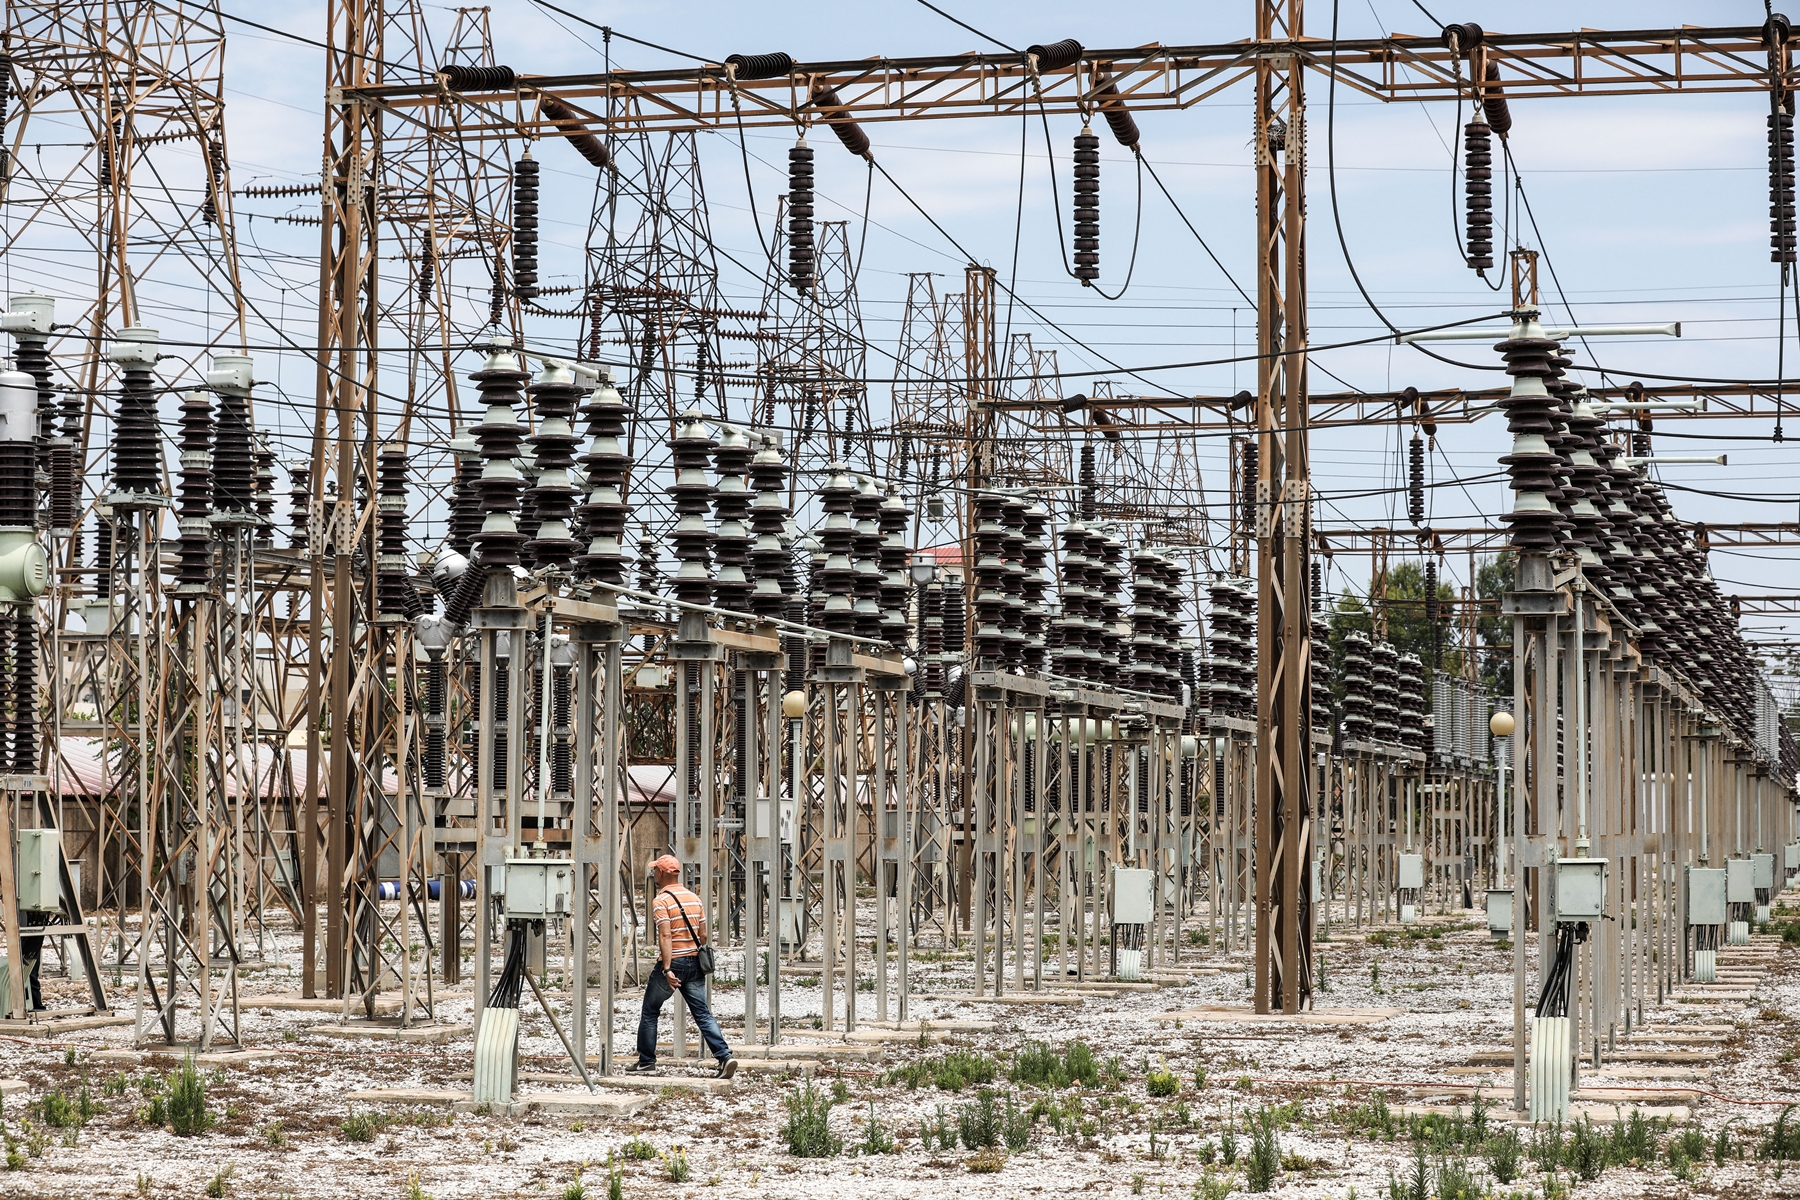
top-left (627, 854), bottom-right (738, 1078)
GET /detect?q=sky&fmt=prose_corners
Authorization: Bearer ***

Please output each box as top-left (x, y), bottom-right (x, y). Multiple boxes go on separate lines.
top-left (9, 0), bottom-right (1798, 698)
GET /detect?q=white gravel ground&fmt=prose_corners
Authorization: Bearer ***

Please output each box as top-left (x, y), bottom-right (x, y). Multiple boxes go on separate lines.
top-left (0, 900), bottom-right (1795, 1199)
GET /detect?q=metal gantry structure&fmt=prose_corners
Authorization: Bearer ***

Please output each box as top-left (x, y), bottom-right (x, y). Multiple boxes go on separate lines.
top-left (0, 0), bottom-right (1789, 1125)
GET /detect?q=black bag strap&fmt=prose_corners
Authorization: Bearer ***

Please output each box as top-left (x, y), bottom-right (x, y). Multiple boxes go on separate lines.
top-left (668, 888), bottom-right (706, 951)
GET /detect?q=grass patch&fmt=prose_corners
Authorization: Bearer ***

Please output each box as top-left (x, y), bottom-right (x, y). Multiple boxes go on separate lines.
top-left (781, 1081), bottom-right (841, 1158)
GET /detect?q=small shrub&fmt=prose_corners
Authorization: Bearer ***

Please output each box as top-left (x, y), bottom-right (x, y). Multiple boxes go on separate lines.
top-left (606, 1159), bottom-right (623, 1200)
top-left (620, 1136), bottom-right (657, 1161)
top-left (341, 1109), bottom-right (379, 1143)
top-left (1433, 1154), bottom-right (1479, 1200)
top-left (1485, 1126), bottom-right (1524, 1183)
top-left (1145, 1068), bottom-right (1178, 1098)
top-left (1001, 1092), bottom-right (1033, 1151)
top-left (1530, 1119), bottom-right (1565, 1170)
top-left (1567, 1114), bottom-right (1607, 1182)
top-left (1761, 1105), bottom-right (1800, 1160)
top-left (103, 1073), bottom-right (128, 1099)
top-left (921, 1102), bottom-right (956, 1153)
top-left (35, 1090), bottom-right (80, 1130)
top-left (168, 1055), bottom-right (213, 1137)
top-left (1010, 1041), bottom-right (1059, 1087)
top-left (1196, 1168), bottom-right (1231, 1200)
top-left (203, 1163), bottom-right (234, 1198)
top-left (1064, 1041), bottom-right (1100, 1089)
top-left (860, 1103), bottom-right (893, 1155)
top-left (957, 1089), bottom-right (1001, 1150)
top-left (1245, 1105), bottom-right (1280, 1193)
top-left (1715, 1121), bottom-right (1740, 1165)
top-left (1610, 1108), bottom-right (1657, 1164)
top-left (662, 1146), bottom-right (689, 1183)
top-left (262, 1120), bottom-right (286, 1147)
top-left (966, 1147), bottom-right (1004, 1173)
top-left (781, 1082), bottom-right (841, 1158)
top-left (407, 1169), bottom-right (432, 1200)
top-left (830, 1076), bottom-right (849, 1104)
top-left (1103, 1057), bottom-right (1126, 1089)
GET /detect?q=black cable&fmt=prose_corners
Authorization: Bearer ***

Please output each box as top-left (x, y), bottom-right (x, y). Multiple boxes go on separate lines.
top-left (1502, 140), bottom-right (1610, 385)
top-left (1139, 154), bottom-right (1253, 307)
top-left (1409, 0), bottom-right (1444, 26)
top-left (523, 1), bottom-right (711, 62)
top-left (1085, 151), bottom-right (1145, 302)
top-left (1324, 2), bottom-right (1506, 375)
top-left (910, 0), bottom-right (1019, 53)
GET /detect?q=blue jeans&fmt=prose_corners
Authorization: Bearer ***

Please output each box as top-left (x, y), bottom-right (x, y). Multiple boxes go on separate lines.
top-left (636, 955), bottom-right (730, 1064)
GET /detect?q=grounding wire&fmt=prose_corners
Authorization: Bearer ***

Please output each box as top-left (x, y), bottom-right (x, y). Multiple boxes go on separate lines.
top-left (522, 0), bottom-right (713, 62)
top-left (910, 0), bottom-right (1019, 54)
top-left (1324, 1), bottom-right (1505, 374)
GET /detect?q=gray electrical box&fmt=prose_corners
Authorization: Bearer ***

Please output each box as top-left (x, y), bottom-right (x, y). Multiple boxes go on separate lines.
top-left (1687, 867), bottom-right (1727, 926)
top-left (1396, 853), bottom-right (1424, 891)
top-left (500, 855), bottom-right (573, 922)
top-left (14, 828), bottom-right (61, 912)
top-left (1753, 853), bottom-right (1776, 891)
top-left (1726, 858), bottom-right (1755, 904)
top-left (1110, 868), bottom-right (1154, 925)
top-left (1553, 858), bottom-right (1608, 922)
top-left (1486, 887), bottom-right (1513, 936)
top-left (1786, 843), bottom-right (1800, 872)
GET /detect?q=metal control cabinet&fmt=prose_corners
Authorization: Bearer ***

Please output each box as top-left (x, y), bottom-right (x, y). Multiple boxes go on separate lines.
top-left (1553, 858), bottom-right (1608, 922)
top-left (500, 856), bottom-right (574, 922)
top-left (1686, 867), bottom-right (1727, 926)
top-left (1396, 853), bottom-right (1424, 891)
top-left (14, 828), bottom-right (60, 912)
top-left (1110, 868), bottom-right (1154, 925)
top-left (1726, 858), bottom-right (1755, 904)
top-left (1753, 853), bottom-right (1776, 891)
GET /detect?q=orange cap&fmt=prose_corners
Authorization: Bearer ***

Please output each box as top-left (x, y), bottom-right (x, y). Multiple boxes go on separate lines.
top-left (650, 854), bottom-right (681, 877)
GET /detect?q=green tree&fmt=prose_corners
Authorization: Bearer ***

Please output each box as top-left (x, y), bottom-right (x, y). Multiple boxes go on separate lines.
top-left (1474, 553), bottom-right (1514, 696)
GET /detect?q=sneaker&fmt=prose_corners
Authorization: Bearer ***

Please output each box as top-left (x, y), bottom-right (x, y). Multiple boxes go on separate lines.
top-left (715, 1057), bottom-right (739, 1080)
top-left (623, 1060), bottom-right (659, 1074)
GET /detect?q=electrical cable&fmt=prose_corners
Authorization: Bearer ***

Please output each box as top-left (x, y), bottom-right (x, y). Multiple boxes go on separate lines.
top-left (1138, 154), bottom-right (1253, 307)
top-left (522, 1), bottom-right (712, 62)
top-left (1324, 2), bottom-right (1506, 375)
top-left (910, 0), bottom-right (1018, 53)
top-left (1083, 151), bottom-right (1145, 302)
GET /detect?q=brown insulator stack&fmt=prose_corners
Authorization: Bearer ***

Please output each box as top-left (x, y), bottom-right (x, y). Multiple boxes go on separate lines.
top-left (1092, 527), bottom-right (1126, 675)
top-left (511, 150), bottom-right (539, 300)
top-left (787, 139), bottom-right (815, 294)
top-left (209, 356), bottom-right (255, 524)
top-left (524, 363), bottom-right (582, 570)
top-left (1129, 545), bottom-right (1166, 696)
top-left (710, 425), bottom-right (754, 615)
top-left (446, 431), bottom-right (482, 559)
top-left (1020, 500), bottom-right (1049, 672)
top-left (375, 445), bottom-right (419, 619)
top-left (635, 525), bottom-right (662, 596)
top-left (1207, 578), bottom-right (1254, 719)
top-left (815, 463), bottom-right (857, 635)
top-left (921, 579), bottom-right (945, 695)
top-left (254, 436), bottom-right (277, 547)
top-left (287, 463), bottom-right (311, 551)
top-left (1496, 320), bottom-right (1565, 551)
top-left (850, 474), bottom-right (884, 641)
top-left (1369, 641), bottom-right (1400, 745)
top-left (1310, 617), bottom-right (1333, 734)
top-left (1398, 653), bottom-right (1428, 753)
top-left (878, 484), bottom-right (912, 648)
top-left (467, 341), bottom-right (530, 574)
top-left (1407, 433), bottom-right (1426, 526)
top-left (1464, 119), bottom-right (1494, 271)
top-left (969, 491), bottom-right (1007, 665)
top-left (575, 372), bottom-right (633, 586)
top-left (998, 495), bottom-right (1028, 671)
top-left (669, 411), bottom-right (717, 607)
top-left (171, 392), bottom-right (214, 592)
top-left (10, 607), bottom-right (32, 773)
top-left (1072, 127), bottom-right (1100, 283)
top-left (107, 329), bottom-right (162, 501)
top-left (1053, 522), bottom-right (1092, 679)
top-left (1561, 395), bottom-right (1613, 588)
top-left (1774, 106), bottom-right (1797, 264)
top-left (747, 436), bottom-right (791, 619)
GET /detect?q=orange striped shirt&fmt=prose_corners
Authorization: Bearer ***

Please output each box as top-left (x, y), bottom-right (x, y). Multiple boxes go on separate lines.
top-left (653, 886), bottom-right (706, 962)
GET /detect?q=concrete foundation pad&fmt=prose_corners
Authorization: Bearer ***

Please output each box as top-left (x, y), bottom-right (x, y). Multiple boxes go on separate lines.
top-left (315, 1022), bottom-right (469, 1044)
top-left (585, 1074), bottom-right (733, 1095)
top-left (914, 993), bottom-right (1085, 1007)
top-left (239, 995), bottom-right (402, 1015)
top-left (0, 1014), bottom-right (132, 1036)
top-left (737, 1059), bottom-right (818, 1075)
top-left (1155, 1006), bottom-right (1401, 1027)
top-left (692, 1043), bottom-right (882, 1061)
top-left (1624, 1032), bottom-right (1732, 1046)
top-left (1394, 1101), bottom-right (1689, 1125)
top-left (93, 1047), bottom-right (284, 1068)
top-left (1673, 991), bottom-right (1758, 1002)
top-left (0, 1080), bottom-right (26, 1097)
top-left (776, 1028), bottom-right (944, 1045)
top-left (346, 1086), bottom-right (652, 1119)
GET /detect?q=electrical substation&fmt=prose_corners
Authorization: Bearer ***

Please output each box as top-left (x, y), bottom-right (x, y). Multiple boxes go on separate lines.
top-left (0, 2), bottom-right (1796, 1196)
